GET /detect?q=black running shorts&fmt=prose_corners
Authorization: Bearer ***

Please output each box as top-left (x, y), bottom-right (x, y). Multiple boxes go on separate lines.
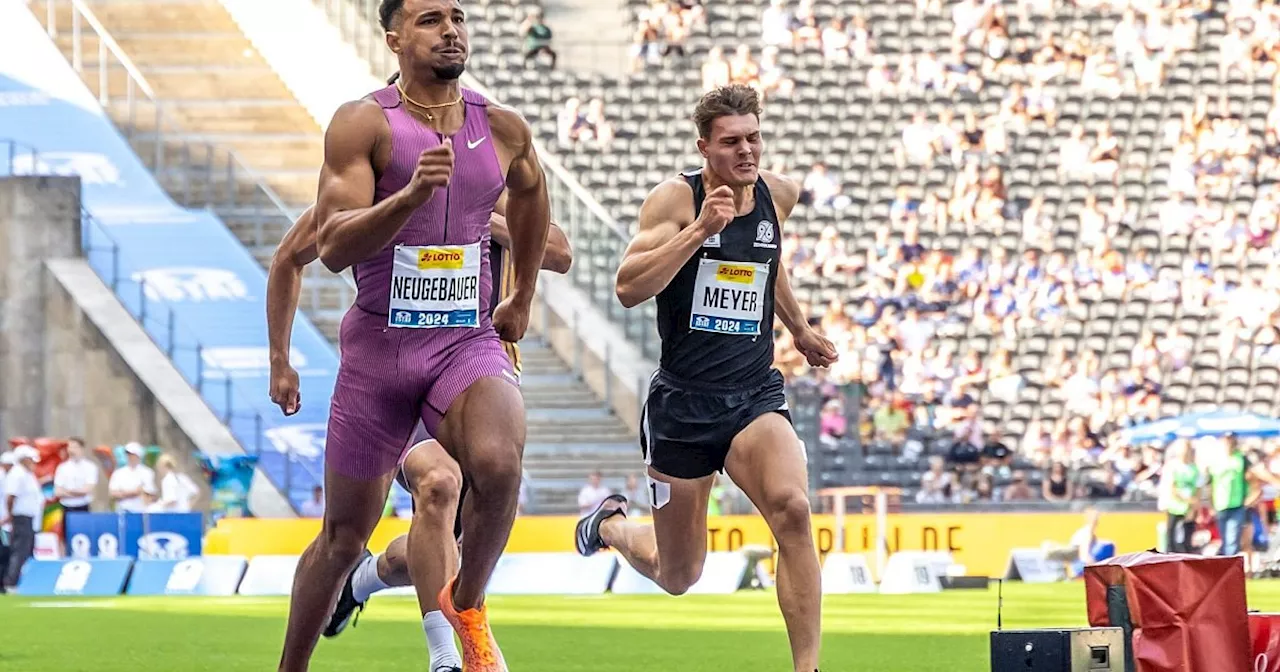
top-left (640, 368), bottom-right (792, 480)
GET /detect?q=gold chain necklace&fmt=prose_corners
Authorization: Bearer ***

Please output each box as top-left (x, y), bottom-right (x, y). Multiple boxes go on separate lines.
top-left (396, 80), bottom-right (463, 122)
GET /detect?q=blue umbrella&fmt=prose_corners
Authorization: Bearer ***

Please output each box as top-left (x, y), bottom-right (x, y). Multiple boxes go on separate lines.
top-left (1120, 410), bottom-right (1280, 444)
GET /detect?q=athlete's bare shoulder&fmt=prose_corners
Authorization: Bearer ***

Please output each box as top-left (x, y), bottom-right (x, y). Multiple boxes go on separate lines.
top-left (325, 97), bottom-right (389, 157)
top-left (639, 178), bottom-right (696, 229)
top-left (485, 102), bottom-right (533, 154)
top-left (759, 169), bottom-right (800, 221)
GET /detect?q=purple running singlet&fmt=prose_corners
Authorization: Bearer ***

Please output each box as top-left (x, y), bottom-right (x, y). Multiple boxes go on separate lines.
top-left (325, 85), bottom-right (516, 480)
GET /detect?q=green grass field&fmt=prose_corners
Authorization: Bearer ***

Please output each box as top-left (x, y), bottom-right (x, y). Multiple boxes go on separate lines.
top-left (2, 582), bottom-right (1277, 671)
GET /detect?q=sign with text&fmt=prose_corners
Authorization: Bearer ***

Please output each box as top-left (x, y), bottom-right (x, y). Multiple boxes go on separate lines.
top-left (611, 552), bottom-right (751, 595)
top-left (486, 553), bottom-right (618, 595)
top-left (238, 555), bottom-right (300, 596)
top-left (209, 512), bottom-right (1166, 580)
top-left (66, 512), bottom-right (203, 560)
top-left (127, 556), bottom-right (248, 596)
top-left (821, 552), bottom-right (877, 594)
top-left (879, 552), bottom-right (943, 594)
top-left (17, 558), bottom-right (134, 596)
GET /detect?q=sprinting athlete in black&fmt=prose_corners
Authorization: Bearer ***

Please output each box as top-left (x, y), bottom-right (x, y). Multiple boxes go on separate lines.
top-left (574, 84), bottom-right (837, 672)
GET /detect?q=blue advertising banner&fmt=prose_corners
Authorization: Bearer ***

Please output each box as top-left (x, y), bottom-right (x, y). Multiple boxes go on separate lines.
top-left (0, 4), bottom-right (335, 507)
top-left (127, 556), bottom-right (248, 596)
top-left (18, 558), bottom-right (134, 596)
top-left (66, 512), bottom-right (204, 560)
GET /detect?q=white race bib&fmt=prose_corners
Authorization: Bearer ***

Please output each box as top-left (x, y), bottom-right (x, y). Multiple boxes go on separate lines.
top-left (689, 258), bottom-right (769, 336)
top-left (389, 243), bottom-right (482, 329)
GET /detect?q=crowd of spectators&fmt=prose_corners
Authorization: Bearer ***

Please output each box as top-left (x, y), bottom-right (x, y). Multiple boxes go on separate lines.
top-left (725, 0), bottom-right (1280, 506)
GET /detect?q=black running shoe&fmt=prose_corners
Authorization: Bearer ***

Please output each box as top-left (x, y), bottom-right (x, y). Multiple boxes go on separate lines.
top-left (575, 494), bottom-right (628, 556)
top-left (432, 667), bottom-right (462, 672)
top-left (324, 549), bottom-right (370, 638)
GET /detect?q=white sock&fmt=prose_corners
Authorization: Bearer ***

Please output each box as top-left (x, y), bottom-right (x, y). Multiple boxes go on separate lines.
top-left (350, 554), bottom-right (389, 603)
top-left (424, 610), bottom-right (462, 670)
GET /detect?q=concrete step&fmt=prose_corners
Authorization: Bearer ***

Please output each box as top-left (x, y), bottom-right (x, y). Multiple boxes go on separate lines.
top-left (527, 430), bottom-right (636, 445)
top-left (55, 32), bottom-right (259, 67)
top-left (524, 442), bottom-right (638, 457)
top-left (524, 407), bottom-right (616, 422)
top-left (76, 63), bottom-right (295, 101)
top-left (52, 1), bottom-right (241, 35)
top-left (160, 133), bottom-right (322, 170)
top-left (220, 213), bottom-right (293, 248)
top-left (106, 99), bottom-right (319, 136)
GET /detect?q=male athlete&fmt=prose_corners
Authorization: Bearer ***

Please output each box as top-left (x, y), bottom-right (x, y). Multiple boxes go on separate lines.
top-left (575, 84), bottom-right (837, 672)
top-left (268, 190), bottom-right (570, 671)
top-left (278, 1), bottom-right (552, 670)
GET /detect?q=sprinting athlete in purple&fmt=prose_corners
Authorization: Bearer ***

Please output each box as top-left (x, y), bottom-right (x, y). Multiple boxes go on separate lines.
top-left (277, 1), bottom-right (551, 670)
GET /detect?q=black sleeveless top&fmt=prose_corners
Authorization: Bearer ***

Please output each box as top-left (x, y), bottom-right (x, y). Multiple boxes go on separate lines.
top-left (655, 171), bottom-right (781, 386)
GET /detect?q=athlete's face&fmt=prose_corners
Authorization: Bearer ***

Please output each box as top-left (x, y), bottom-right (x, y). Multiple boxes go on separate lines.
top-left (698, 114), bottom-right (762, 187)
top-left (387, 0), bottom-right (469, 81)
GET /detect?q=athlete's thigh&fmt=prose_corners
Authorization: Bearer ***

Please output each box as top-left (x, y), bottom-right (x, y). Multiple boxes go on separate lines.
top-left (648, 467), bottom-right (716, 575)
top-left (327, 309), bottom-right (420, 480)
top-left (434, 374), bottom-right (526, 477)
top-left (723, 411), bottom-right (809, 510)
top-left (423, 334), bottom-right (522, 440)
top-left (321, 463), bottom-right (396, 541)
top-left (400, 439), bottom-right (463, 492)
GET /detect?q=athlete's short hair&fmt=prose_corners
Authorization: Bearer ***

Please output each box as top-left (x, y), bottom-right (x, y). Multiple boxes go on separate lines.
top-left (387, 72), bottom-right (401, 85)
top-left (692, 84), bottom-right (761, 139)
top-left (379, 0), bottom-right (404, 31)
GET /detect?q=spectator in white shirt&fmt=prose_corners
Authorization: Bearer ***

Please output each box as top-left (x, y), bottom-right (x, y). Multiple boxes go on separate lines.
top-left (153, 454), bottom-right (199, 513)
top-left (3, 446), bottom-right (43, 590)
top-left (54, 437), bottom-right (99, 517)
top-left (0, 452), bottom-right (12, 530)
top-left (760, 0), bottom-right (794, 47)
top-left (109, 442), bottom-right (157, 513)
top-left (300, 485), bottom-right (325, 518)
top-left (577, 471), bottom-right (613, 516)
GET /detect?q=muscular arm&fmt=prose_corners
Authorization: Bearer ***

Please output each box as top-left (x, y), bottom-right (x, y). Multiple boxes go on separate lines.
top-left (490, 108), bottom-right (551, 303)
top-left (763, 172), bottom-right (811, 337)
top-left (314, 100), bottom-right (420, 272)
top-left (489, 191), bottom-right (572, 274)
top-left (615, 180), bottom-right (709, 308)
top-left (267, 207), bottom-right (320, 367)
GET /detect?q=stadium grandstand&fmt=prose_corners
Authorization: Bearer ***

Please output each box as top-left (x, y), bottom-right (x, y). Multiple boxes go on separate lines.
top-left (4, 0), bottom-right (1280, 669)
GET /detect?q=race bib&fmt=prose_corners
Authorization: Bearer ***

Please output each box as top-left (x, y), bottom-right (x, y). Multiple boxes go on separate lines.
top-left (689, 258), bottom-right (769, 336)
top-left (389, 243), bottom-right (481, 329)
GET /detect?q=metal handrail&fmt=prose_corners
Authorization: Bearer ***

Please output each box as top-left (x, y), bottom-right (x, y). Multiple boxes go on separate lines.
top-left (45, 0), bottom-right (304, 233)
top-left (8, 5), bottom-right (328, 509)
top-left (3, 137), bottom-right (323, 508)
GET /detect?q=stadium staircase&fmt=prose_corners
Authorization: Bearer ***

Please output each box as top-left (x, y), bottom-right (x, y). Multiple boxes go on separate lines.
top-left (48, 0), bottom-right (641, 511)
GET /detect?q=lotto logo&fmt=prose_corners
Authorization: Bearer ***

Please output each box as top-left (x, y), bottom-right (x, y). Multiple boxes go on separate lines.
top-left (417, 248), bottom-right (465, 270)
top-left (694, 316), bottom-right (711, 328)
top-left (715, 264), bottom-right (755, 283)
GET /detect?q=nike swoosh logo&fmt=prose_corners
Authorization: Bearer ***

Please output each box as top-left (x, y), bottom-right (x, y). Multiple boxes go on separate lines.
top-left (467, 136), bottom-right (487, 150)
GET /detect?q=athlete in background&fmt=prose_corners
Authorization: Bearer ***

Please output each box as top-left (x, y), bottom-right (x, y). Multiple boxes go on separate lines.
top-left (267, 196), bottom-right (570, 672)
top-left (278, 0), bottom-right (552, 669)
top-left (575, 84), bottom-right (836, 672)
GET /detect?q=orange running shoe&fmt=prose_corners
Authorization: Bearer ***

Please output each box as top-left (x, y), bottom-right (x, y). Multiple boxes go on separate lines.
top-left (438, 577), bottom-right (507, 672)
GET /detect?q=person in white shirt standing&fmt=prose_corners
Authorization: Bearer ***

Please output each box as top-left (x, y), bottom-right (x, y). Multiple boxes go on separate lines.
top-left (2, 446), bottom-right (45, 590)
top-left (54, 438), bottom-right (99, 520)
top-left (577, 471), bottom-right (612, 516)
top-left (108, 443), bottom-right (157, 513)
top-left (0, 452), bottom-right (13, 591)
top-left (153, 454), bottom-right (199, 513)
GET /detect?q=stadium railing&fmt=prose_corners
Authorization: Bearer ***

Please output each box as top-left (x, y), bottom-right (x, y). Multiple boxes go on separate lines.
top-left (39, 0), bottom-right (349, 315)
top-left (0, 138), bottom-right (321, 511)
